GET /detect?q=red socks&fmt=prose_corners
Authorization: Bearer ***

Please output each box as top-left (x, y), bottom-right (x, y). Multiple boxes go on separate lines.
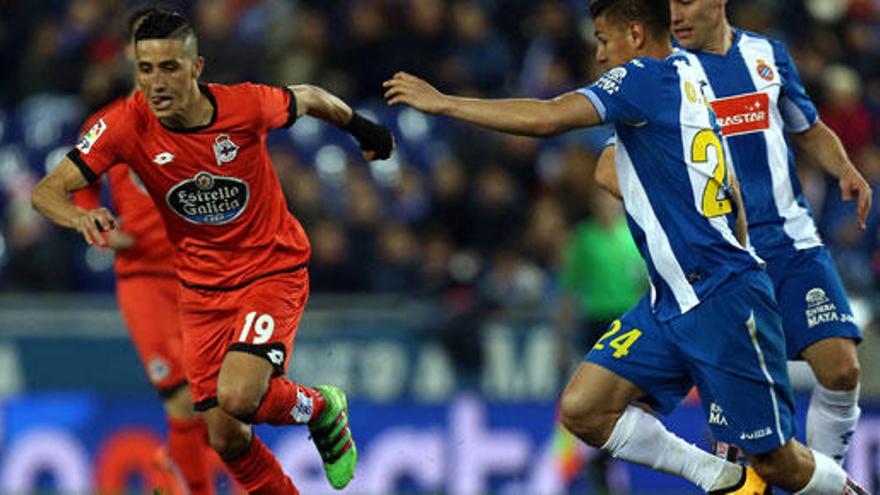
top-left (250, 378), bottom-right (326, 426)
top-left (167, 416), bottom-right (214, 495)
top-left (223, 435), bottom-right (299, 495)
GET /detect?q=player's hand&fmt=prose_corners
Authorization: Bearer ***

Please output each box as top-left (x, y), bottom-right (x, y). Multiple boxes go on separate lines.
top-left (344, 113), bottom-right (395, 160)
top-left (839, 166), bottom-right (872, 230)
top-left (107, 230), bottom-right (135, 251)
top-left (72, 207), bottom-right (117, 247)
top-left (383, 72), bottom-right (450, 115)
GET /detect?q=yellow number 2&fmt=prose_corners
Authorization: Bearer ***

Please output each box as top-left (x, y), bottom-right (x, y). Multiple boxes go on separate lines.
top-left (691, 129), bottom-right (732, 218)
top-left (593, 320), bottom-right (642, 359)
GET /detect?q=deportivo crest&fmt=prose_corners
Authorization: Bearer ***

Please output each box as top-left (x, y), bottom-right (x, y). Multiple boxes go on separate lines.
top-left (148, 357), bottom-right (170, 382)
top-left (213, 134), bottom-right (239, 166)
top-left (76, 119), bottom-right (107, 154)
top-left (166, 171), bottom-right (249, 225)
top-left (756, 59), bottom-right (775, 81)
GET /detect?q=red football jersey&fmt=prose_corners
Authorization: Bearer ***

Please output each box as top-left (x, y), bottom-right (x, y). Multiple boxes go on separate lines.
top-left (68, 83), bottom-right (310, 289)
top-left (71, 100), bottom-right (176, 278)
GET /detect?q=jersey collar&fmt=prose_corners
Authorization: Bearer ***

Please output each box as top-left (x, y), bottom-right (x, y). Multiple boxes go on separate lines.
top-left (159, 83), bottom-right (218, 134)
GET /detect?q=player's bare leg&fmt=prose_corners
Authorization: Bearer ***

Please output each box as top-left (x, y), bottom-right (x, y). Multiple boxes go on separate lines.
top-left (801, 338), bottom-right (861, 464)
top-left (746, 440), bottom-right (869, 494)
top-left (203, 403), bottom-right (299, 495)
top-left (559, 362), bottom-right (756, 493)
top-left (215, 350), bottom-right (356, 490)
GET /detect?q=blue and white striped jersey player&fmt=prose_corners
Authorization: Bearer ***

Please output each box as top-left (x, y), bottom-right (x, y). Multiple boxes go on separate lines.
top-left (596, 0), bottom-right (871, 473)
top-left (384, 0), bottom-right (868, 493)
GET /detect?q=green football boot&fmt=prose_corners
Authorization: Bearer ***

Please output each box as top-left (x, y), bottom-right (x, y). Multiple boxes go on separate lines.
top-left (309, 385), bottom-right (357, 489)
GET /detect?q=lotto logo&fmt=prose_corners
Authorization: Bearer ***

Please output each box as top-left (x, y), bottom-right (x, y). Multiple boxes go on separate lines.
top-left (266, 349), bottom-right (285, 365)
top-left (153, 152), bottom-right (174, 165)
top-left (710, 92), bottom-right (770, 136)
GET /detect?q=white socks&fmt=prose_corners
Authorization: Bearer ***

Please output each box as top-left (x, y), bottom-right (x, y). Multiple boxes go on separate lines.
top-left (807, 383), bottom-right (861, 464)
top-left (795, 450), bottom-right (849, 494)
top-left (602, 406), bottom-right (743, 492)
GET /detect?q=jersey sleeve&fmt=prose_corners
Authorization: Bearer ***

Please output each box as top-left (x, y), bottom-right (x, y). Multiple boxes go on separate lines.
top-left (253, 83), bottom-right (297, 131)
top-left (603, 133), bottom-right (617, 148)
top-left (66, 105), bottom-right (131, 184)
top-left (771, 40), bottom-right (818, 133)
top-left (576, 60), bottom-right (655, 125)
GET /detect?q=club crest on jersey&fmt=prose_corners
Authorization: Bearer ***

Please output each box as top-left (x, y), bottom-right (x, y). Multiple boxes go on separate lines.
top-left (76, 118), bottom-right (107, 154)
top-left (596, 67), bottom-right (628, 95)
top-left (213, 134), bottom-right (239, 166)
top-left (166, 171), bottom-right (249, 225)
top-left (756, 59), bottom-right (775, 81)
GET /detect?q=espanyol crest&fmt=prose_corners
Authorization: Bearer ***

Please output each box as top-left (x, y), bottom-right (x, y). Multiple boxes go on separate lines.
top-left (213, 134), bottom-right (239, 166)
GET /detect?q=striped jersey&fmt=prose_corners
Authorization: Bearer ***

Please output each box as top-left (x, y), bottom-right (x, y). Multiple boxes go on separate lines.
top-left (579, 53), bottom-right (762, 321)
top-left (677, 29), bottom-right (822, 259)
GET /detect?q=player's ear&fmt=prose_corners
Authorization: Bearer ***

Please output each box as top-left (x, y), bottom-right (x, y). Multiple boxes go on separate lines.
top-left (627, 21), bottom-right (647, 50)
top-left (193, 56), bottom-right (205, 79)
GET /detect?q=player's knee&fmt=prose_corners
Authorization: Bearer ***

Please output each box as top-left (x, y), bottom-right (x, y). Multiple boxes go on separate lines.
top-left (217, 384), bottom-right (262, 420)
top-left (559, 389), bottom-right (612, 447)
top-left (208, 427), bottom-right (251, 460)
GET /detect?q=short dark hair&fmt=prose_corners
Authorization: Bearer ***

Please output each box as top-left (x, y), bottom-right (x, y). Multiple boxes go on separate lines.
top-left (590, 0), bottom-right (671, 39)
top-left (134, 8), bottom-right (197, 46)
top-left (126, 6), bottom-right (172, 41)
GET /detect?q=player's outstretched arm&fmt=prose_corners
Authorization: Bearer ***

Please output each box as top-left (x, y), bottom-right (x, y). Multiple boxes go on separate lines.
top-left (289, 84), bottom-right (394, 160)
top-left (31, 158), bottom-right (118, 247)
top-left (384, 71), bottom-right (601, 137)
top-left (792, 121), bottom-right (872, 230)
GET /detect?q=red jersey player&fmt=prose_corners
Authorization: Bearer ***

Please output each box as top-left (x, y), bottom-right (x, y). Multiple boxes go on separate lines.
top-left (73, 109), bottom-right (218, 493)
top-left (32, 9), bottom-right (393, 495)
top-left (70, 10), bottom-right (219, 494)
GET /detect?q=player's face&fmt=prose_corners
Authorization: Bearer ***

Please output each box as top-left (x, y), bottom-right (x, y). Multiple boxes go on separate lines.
top-left (593, 13), bottom-right (639, 70)
top-left (670, 0), bottom-right (726, 50)
top-left (135, 39), bottom-right (203, 120)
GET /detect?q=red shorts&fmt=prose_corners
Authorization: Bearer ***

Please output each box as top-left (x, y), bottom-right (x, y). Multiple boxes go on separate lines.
top-left (178, 269), bottom-right (310, 410)
top-left (116, 275), bottom-right (187, 397)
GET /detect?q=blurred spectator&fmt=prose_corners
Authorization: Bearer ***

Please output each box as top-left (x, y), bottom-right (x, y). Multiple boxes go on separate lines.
top-left (556, 188), bottom-right (647, 366)
top-left (820, 65), bottom-right (874, 157)
top-left (341, 0), bottom-right (397, 100)
top-left (194, 0), bottom-right (255, 83)
top-left (464, 166), bottom-right (523, 254)
top-left (423, 153), bottom-right (469, 243)
top-left (308, 218), bottom-right (363, 293)
top-left (273, 147), bottom-right (325, 227)
top-left (445, 0), bottom-right (513, 94)
top-left (370, 222), bottom-right (420, 292)
top-left (519, 0), bottom-right (591, 97)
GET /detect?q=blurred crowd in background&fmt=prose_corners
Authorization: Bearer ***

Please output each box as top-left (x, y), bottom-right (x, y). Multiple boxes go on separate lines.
top-left (0, 0), bottom-right (878, 334)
